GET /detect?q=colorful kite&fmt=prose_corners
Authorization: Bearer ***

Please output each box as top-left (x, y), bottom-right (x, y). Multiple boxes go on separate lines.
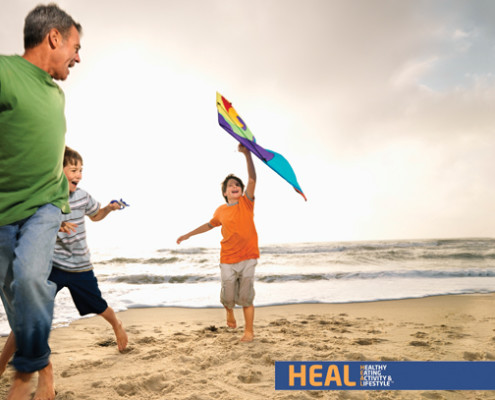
top-left (216, 92), bottom-right (307, 201)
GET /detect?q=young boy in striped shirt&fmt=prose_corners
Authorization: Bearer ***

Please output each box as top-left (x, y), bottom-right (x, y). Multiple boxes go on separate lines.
top-left (0, 147), bottom-right (128, 375)
top-left (49, 147), bottom-right (128, 351)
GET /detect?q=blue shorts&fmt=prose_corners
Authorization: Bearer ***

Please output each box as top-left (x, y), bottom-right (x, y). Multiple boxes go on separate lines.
top-left (49, 267), bottom-right (108, 316)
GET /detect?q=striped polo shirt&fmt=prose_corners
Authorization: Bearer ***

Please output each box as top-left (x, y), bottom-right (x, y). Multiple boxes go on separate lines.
top-left (52, 188), bottom-right (100, 272)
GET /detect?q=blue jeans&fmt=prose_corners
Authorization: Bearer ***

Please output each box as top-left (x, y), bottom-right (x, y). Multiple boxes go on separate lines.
top-left (0, 204), bottom-right (60, 372)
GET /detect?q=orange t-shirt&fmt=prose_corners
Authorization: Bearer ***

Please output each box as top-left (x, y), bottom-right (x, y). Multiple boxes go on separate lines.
top-left (209, 194), bottom-right (259, 264)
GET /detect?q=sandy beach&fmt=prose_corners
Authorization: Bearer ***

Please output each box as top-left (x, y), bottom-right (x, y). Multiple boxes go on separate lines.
top-left (1, 294), bottom-right (495, 399)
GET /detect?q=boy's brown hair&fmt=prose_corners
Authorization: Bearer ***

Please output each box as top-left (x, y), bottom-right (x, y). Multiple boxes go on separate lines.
top-left (64, 146), bottom-right (83, 167)
top-left (221, 174), bottom-right (244, 203)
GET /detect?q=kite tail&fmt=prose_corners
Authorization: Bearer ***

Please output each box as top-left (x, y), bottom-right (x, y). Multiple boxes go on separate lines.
top-left (295, 188), bottom-right (307, 201)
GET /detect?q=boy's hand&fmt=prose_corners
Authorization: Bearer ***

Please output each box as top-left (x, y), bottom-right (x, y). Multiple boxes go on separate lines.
top-left (176, 235), bottom-right (189, 245)
top-left (238, 143), bottom-right (249, 155)
top-left (110, 199), bottom-right (130, 209)
top-left (59, 221), bottom-right (77, 234)
top-left (108, 202), bottom-right (121, 211)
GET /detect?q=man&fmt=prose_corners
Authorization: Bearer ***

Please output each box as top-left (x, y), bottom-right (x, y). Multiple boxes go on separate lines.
top-left (0, 4), bottom-right (82, 399)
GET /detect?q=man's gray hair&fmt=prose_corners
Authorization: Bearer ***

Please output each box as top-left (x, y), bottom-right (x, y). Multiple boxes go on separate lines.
top-left (24, 3), bottom-right (82, 49)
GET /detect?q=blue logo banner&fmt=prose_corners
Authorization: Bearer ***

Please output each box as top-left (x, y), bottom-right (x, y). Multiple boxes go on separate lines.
top-left (275, 361), bottom-right (495, 390)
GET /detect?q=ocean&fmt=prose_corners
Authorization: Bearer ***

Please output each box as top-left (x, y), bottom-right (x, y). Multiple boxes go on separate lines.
top-left (1, 237), bottom-right (495, 336)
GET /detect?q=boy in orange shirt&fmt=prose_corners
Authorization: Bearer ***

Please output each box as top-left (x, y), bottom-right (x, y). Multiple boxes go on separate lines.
top-left (177, 144), bottom-right (258, 342)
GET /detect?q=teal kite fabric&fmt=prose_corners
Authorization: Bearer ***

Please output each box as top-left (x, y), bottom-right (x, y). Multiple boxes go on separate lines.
top-left (216, 92), bottom-right (306, 201)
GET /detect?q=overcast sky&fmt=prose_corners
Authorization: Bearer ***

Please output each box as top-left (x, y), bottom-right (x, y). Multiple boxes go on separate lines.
top-left (2, 0), bottom-right (495, 251)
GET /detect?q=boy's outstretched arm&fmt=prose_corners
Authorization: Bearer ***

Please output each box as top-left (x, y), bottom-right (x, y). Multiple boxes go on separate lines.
top-left (238, 144), bottom-right (256, 199)
top-left (177, 223), bottom-right (213, 244)
top-left (90, 202), bottom-right (121, 222)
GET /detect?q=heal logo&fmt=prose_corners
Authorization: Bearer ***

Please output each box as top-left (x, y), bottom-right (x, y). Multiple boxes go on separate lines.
top-left (275, 361), bottom-right (495, 391)
top-left (276, 362), bottom-right (359, 390)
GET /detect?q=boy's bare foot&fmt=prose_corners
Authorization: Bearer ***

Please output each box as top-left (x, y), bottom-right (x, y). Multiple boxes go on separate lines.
top-left (7, 371), bottom-right (33, 400)
top-left (226, 308), bottom-right (237, 328)
top-left (33, 362), bottom-right (55, 400)
top-left (114, 320), bottom-right (128, 352)
top-left (240, 331), bottom-right (254, 342)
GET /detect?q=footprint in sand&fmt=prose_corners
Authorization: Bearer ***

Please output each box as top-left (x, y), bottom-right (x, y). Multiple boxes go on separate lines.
top-left (271, 318), bottom-right (292, 326)
top-left (462, 351), bottom-right (495, 361)
top-left (409, 341), bottom-right (430, 347)
top-left (343, 352), bottom-right (367, 361)
top-left (96, 338), bottom-right (116, 347)
top-left (421, 392), bottom-right (445, 399)
top-left (61, 360), bottom-right (109, 378)
top-left (113, 373), bottom-right (172, 397)
top-left (124, 325), bottom-right (141, 335)
top-left (354, 338), bottom-right (386, 345)
top-left (237, 369), bottom-right (262, 383)
top-left (136, 336), bottom-right (159, 345)
top-left (263, 354), bottom-right (276, 366)
top-left (54, 390), bottom-right (76, 399)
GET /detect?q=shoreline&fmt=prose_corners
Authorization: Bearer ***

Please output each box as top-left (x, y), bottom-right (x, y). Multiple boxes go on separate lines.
top-left (5, 292), bottom-right (494, 338)
top-left (1, 293), bottom-right (495, 399)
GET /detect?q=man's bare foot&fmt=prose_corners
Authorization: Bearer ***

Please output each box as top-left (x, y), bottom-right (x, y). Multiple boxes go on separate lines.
top-left (33, 362), bottom-right (55, 400)
top-left (226, 308), bottom-right (237, 328)
top-left (240, 331), bottom-right (254, 342)
top-left (114, 320), bottom-right (128, 352)
top-left (7, 371), bottom-right (33, 400)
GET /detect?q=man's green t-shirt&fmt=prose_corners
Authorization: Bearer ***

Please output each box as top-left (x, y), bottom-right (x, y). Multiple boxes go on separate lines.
top-left (0, 55), bottom-right (70, 226)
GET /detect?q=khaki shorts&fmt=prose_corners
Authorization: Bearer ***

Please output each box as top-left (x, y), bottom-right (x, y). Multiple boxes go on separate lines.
top-left (219, 259), bottom-right (257, 308)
